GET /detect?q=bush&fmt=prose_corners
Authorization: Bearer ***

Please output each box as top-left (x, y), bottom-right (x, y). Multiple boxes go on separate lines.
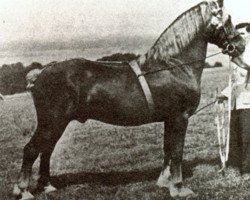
top-left (97, 53), bottom-right (140, 62)
top-left (0, 62), bottom-right (45, 95)
top-left (0, 63), bottom-right (26, 95)
top-left (24, 62), bottom-right (43, 74)
top-left (205, 62), bottom-right (223, 68)
top-left (214, 62), bottom-right (223, 68)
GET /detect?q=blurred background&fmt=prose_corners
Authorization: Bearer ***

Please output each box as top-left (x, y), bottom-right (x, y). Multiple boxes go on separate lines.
top-left (0, 0), bottom-right (249, 65)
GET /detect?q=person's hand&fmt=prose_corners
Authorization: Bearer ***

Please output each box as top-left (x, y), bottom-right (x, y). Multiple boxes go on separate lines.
top-left (216, 94), bottom-right (228, 103)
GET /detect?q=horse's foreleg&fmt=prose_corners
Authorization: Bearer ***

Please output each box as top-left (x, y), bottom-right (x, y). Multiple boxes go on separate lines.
top-left (157, 119), bottom-right (173, 188)
top-left (169, 114), bottom-right (196, 198)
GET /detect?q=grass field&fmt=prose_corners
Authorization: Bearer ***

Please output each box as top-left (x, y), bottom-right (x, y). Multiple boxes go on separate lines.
top-left (0, 67), bottom-right (249, 200)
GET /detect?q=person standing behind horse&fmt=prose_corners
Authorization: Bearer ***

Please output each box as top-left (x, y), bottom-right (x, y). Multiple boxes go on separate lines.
top-left (218, 23), bottom-right (250, 175)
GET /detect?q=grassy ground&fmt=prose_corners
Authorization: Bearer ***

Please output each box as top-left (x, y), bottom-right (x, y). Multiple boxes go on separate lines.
top-left (0, 67), bottom-right (249, 200)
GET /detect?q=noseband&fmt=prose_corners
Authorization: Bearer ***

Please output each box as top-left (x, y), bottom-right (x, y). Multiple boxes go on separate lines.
top-left (219, 26), bottom-right (242, 57)
top-left (223, 43), bottom-right (236, 55)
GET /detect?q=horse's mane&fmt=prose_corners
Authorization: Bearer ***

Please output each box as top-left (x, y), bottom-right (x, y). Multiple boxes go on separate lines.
top-left (145, 1), bottom-right (212, 62)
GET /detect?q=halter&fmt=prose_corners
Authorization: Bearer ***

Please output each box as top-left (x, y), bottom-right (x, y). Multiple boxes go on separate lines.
top-left (220, 26), bottom-right (241, 56)
top-left (206, 3), bottom-right (242, 57)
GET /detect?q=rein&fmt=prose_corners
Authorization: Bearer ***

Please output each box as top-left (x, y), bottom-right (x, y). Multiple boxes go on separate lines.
top-left (192, 99), bottom-right (218, 115)
top-left (138, 51), bottom-right (223, 77)
top-left (137, 30), bottom-right (241, 78)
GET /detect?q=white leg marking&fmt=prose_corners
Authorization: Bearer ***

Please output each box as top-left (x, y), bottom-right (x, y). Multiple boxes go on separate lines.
top-left (20, 190), bottom-right (34, 200)
top-left (156, 166), bottom-right (171, 188)
top-left (242, 173), bottom-right (250, 181)
top-left (13, 184), bottom-right (21, 196)
top-left (44, 183), bottom-right (57, 194)
top-left (169, 184), bottom-right (197, 198)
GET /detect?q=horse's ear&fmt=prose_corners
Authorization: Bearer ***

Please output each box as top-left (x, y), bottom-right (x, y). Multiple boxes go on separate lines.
top-left (217, 0), bottom-right (224, 7)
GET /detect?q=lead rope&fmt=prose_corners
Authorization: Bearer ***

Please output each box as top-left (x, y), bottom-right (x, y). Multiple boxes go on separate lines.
top-left (215, 56), bottom-right (232, 175)
top-left (226, 57), bottom-right (232, 164)
top-left (215, 98), bottom-right (226, 174)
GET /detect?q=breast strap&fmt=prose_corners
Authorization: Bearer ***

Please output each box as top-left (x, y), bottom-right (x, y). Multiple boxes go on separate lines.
top-left (129, 60), bottom-right (155, 118)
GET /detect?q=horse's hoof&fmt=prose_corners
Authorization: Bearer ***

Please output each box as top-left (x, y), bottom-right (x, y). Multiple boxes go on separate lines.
top-left (169, 185), bottom-right (197, 198)
top-left (156, 176), bottom-right (171, 188)
top-left (156, 167), bottom-right (171, 188)
top-left (242, 173), bottom-right (250, 181)
top-left (13, 184), bottom-right (21, 196)
top-left (13, 184), bottom-right (34, 200)
top-left (20, 190), bottom-right (34, 200)
top-left (44, 183), bottom-right (57, 194)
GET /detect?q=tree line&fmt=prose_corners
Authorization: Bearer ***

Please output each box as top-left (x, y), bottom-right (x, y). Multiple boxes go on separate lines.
top-left (0, 62), bottom-right (43, 95)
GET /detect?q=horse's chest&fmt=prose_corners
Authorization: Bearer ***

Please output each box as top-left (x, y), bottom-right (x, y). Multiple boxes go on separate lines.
top-left (149, 71), bottom-right (201, 114)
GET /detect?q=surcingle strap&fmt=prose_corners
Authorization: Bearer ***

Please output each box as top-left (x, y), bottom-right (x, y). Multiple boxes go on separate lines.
top-left (129, 60), bottom-right (155, 118)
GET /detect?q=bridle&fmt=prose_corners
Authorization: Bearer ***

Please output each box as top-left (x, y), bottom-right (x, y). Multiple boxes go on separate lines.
top-left (220, 26), bottom-right (242, 57)
top-left (137, 51), bottom-right (223, 77)
top-left (135, 9), bottom-right (243, 77)
top-left (205, 4), bottom-right (242, 57)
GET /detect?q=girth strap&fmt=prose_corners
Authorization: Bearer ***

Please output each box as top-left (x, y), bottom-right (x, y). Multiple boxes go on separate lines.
top-left (129, 60), bottom-right (155, 118)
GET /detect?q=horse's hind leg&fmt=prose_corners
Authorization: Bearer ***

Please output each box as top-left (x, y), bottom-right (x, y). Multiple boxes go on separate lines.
top-left (37, 119), bottom-right (69, 193)
top-left (13, 125), bottom-right (46, 199)
top-left (14, 110), bottom-right (70, 199)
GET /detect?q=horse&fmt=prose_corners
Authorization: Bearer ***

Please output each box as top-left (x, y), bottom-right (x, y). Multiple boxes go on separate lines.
top-left (13, 0), bottom-right (248, 199)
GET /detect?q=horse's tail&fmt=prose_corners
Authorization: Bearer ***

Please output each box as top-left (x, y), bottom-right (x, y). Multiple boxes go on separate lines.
top-left (25, 62), bottom-right (43, 89)
top-left (25, 61), bottom-right (57, 89)
top-left (26, 68), bottom-right (44, 89)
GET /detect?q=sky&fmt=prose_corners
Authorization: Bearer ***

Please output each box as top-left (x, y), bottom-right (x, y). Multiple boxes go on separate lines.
top-left (0, 0), bottom-right (250, 44)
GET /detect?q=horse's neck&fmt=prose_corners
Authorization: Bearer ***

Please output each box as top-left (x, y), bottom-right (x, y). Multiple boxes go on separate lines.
top-left (139, 37), bottom-right (208, 84)
top-left (176, 37), bottom-right (208, 84)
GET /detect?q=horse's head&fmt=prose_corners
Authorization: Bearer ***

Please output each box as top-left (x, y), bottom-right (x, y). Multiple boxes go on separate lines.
top-left (204, 0), bottom-right (246, 58)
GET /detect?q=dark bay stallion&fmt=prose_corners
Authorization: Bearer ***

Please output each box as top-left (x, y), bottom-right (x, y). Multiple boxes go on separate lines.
top-left (14, 0), bottom-right (249, 199)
